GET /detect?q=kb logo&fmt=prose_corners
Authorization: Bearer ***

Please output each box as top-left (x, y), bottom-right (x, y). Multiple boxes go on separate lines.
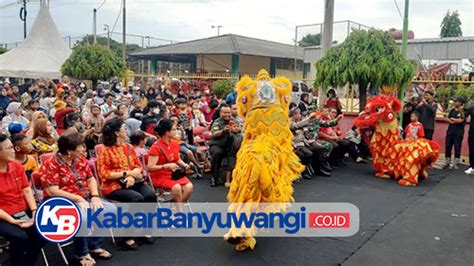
top-left (35, 197), bottom-right (82, 243)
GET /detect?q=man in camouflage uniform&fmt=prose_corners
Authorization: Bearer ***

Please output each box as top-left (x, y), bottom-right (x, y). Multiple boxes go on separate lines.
top-left (301, 108), bottom-right (343, 173)
top-left (209, 106), bottom-right (242, 187)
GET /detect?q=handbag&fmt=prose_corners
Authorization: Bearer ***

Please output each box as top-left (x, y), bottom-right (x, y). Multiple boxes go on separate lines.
top-left (119, 144), bottom-right (145, 188)
top-left (157, 145), bottom-right (186, 180)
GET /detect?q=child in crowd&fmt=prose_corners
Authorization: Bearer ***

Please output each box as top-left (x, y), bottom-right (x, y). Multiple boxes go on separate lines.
top-left (405, 111), bottom-right (425, 140)
top-left (344, 126), bottom-right (370, 163)
top-left (11, 133), bottom-right (38, 179)
top-left (130, 130), bottom-right (148, 158)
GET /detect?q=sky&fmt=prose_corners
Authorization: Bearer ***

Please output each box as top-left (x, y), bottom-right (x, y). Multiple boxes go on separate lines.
top-left (0, 0), bottom-right (473, 48)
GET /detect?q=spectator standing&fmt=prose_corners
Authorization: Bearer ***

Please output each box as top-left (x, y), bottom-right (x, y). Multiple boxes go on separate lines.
top-left (443, 97), bottom-right (466, 170)
top-left (416, 90), bottom-right (437, 140)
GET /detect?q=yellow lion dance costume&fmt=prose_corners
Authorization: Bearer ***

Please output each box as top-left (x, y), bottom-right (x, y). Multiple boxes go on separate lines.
top-left (224, 69), bottom-right (304, 251)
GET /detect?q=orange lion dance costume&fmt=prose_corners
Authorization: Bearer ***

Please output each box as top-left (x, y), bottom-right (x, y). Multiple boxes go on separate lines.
top-left (353, 95), bottom-right (439, 186)
top-left (224, 69), bottom-right (304, 251)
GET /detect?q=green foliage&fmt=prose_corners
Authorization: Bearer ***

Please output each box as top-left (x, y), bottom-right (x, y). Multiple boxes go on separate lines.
top-left (61, 44), bottom-right (124, 82)
top-left (454, 84), bottom-right (474, 105)
top-left (0, 47), bottom-right (7, 55)
top-left (298, 33), bottom-right (321, 47)
top-left (314, 29), bottom-right (415, 110)
top-left (74, 35), bottom-right (143, 59)
top-left (212, 79), bottom-right (235, 99)
top-left (440, 10), bottom-right (462, 37)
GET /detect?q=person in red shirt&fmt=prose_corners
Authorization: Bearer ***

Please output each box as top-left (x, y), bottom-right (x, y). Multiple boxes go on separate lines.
top-left (53, 100), bottom-right (75, 134)
top-left (405, 111), bottom-right (425, 140)
top-left (0, 133), bottom-right (45, 266)
top-left (147, 119), bottom-right (193, 212)
top-left (41, 132), bottom-right (113, 264)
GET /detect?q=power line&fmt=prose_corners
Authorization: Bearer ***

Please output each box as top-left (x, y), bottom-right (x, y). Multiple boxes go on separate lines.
top-left (110, 0), bottom-right (122, 33)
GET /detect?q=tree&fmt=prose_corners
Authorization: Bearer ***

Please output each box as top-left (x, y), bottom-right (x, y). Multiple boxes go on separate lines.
top-left (298, 33), bottom-right (321, 47)
top-left (74, 35), bottom-right (143, 60)
top-left (440, 10), bottom-right (462, 37)
top-left (0, 47), bottom-right (7, 55)
top-left (314, 29), bottom-right (414, 111)
top-left (61, 44), bottom-right (124, 86)
top-left (212, 79), bottom-right (235, 99)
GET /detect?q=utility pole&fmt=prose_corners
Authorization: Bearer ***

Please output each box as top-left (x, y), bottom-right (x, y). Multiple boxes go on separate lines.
top-left (93, 8), bottom-right (97, 44)
top-left (122, 0), bottom-right (126, 65)
top-left (20, 0), bottom-right (27, 39)
top-left (318, 0), bottom-right (335, 107)
top-left (399, 0), bottom-right (410, 126)
top-left (93, 1), bottom-right (106, 44)
top-left (211, 25), bottom-right (223, 36)
top-left (104, 24), bottom-right (110, 49)
top-left (294, 26), bottom-right (298, 78)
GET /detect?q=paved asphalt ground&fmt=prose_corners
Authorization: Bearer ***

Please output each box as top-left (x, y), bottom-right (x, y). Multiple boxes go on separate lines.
top-left (1, 161), bottom-right (472, 266)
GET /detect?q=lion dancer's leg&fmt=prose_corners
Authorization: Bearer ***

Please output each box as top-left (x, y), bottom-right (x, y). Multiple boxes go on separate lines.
top-left (398, 164), bottom-right (419, 186)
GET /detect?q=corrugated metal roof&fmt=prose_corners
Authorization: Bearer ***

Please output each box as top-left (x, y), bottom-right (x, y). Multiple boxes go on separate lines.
top-left (396, 36), bottom-right (474, 44)
top-left (304, 36), bottom-right (474, 62)
top-left (130, 34), bottom-right (304, 60)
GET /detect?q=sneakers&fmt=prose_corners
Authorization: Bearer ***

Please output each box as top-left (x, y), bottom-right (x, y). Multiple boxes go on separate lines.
top-left (465, 167), bottom-right (474, 175)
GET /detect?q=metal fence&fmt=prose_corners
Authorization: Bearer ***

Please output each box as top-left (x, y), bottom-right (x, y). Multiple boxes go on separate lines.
top-left (1, 32), bottom-right (176, 50)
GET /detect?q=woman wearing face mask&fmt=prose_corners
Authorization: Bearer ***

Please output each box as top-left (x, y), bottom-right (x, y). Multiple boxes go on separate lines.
top-left (2, 102), bottom-right (29, 135)
top-left (140, 100), bottom-right (160, 135)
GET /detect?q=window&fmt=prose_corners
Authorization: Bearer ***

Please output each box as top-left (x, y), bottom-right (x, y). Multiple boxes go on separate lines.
top-left (301, 83), bottom-right (309, 92)
top-left (292, 83), bottom-right (299, 92)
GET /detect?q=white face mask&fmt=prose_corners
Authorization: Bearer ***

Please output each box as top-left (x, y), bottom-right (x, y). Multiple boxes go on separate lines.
top-left (153, 108), bottom-right (160, 115)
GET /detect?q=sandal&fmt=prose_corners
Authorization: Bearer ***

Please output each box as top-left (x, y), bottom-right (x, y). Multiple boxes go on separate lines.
top-left (90, 248), bottom-right (113, 260)
top-left (76, 254), bottom-right (96, 266)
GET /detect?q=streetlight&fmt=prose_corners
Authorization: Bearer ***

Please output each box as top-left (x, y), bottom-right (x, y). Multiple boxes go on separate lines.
top-left (104, 24), bottom-right (110, 49)
top-left (211, 25), bottom-right (223, 36)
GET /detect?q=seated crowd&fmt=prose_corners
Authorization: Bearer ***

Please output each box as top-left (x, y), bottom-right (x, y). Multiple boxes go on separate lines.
top-left (0, 77), bottom-right (458, 265)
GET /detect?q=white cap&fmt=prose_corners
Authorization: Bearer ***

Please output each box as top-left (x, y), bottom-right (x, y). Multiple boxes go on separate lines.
top-left (127, 81), bottom-right (134, 87)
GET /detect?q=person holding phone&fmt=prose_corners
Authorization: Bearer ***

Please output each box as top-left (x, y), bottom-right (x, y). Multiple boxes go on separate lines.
top-left (0, 133), bottom-right (45, 266)
top-left (209, 105), bottom-right (242, 187)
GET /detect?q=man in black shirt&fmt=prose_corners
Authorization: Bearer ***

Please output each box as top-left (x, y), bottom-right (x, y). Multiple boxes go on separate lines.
top-left (444, 97), bottom-right (466, 170)
top-left (130, 97), bottom-right (144, 120)
top-left (140, 100), bottom-right (159, 135)
top-left (416, 90), bottom-right (437, 140)
top-left (464, 100), bottom-right (474, 174)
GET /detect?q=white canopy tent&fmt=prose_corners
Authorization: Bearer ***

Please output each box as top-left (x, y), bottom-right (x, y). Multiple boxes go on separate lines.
top-left (0, 3), bottom-right (71, 79)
